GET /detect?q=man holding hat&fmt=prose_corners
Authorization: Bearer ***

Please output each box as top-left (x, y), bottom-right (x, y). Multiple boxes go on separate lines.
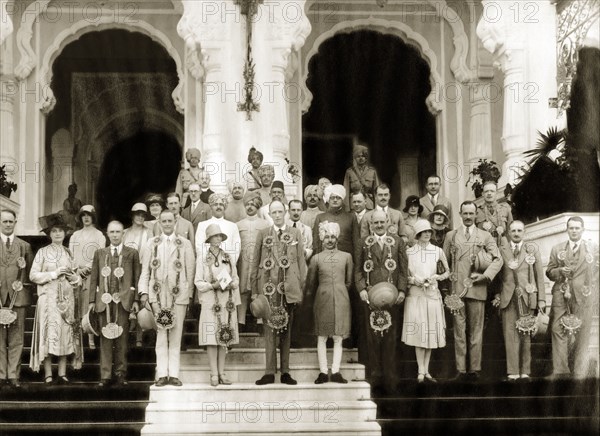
top-left (0, 209), bottom-right (33, 388)
top-left (420, 175), bottom-right (454, 229)
top-left (300, 185), bottom-right (323, 230)
top-left (236, 192), bottom-right (269, 326)
top-left (69, 205), bottom-right (107, 349)
top-left (251, 200), bottom-right (307, 385)
top-left (355, 210), bottom-right (408, 393)
top-left (343, 143), bottom-right (380, 211)
top-left (181, 183), bottom-right (211, 233)
top-left (224, 179), bottom-right (247, 223)
top-left (360, 184), bottom-right (407, 240)
top-left (258, 181), bottom-right (288, 226)
top-left (139, 210), bottom-right (195, 386)
top-left (492, 220), bottom-right (545, 382)
top-left (89, 221), bottom-right (141, 386)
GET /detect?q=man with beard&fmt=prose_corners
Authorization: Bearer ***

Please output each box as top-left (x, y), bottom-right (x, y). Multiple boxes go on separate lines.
top-left (300, 185), bottom-right (322, 230)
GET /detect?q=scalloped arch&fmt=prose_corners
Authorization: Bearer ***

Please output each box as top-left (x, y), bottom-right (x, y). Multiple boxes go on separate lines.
top-left (300, 17), bottom-right (443, 115)
top-left (37, 18), bottom-right (185, 114)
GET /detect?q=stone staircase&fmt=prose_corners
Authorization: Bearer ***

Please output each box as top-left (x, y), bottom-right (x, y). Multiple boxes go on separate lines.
top-left (141, 333), bottom-right (381, 435)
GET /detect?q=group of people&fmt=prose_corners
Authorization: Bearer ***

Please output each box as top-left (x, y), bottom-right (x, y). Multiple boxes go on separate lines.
top-left (0, 144), bottom-right (597, 393)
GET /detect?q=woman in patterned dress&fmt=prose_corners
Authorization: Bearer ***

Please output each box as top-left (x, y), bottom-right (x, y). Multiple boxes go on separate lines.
top-left (195, 224), bottom-right (241, 386)
top-left (402, 219), bottom-right (450, 383)
top-left (30, 214), bottom-right (83, 383)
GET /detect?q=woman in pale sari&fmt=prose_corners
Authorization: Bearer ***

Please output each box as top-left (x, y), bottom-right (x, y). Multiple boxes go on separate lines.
top-left (30, 214), bottom-right (83, 383)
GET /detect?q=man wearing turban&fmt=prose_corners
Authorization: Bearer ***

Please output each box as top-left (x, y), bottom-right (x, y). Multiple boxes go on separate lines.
top-left (300, 185), bottom-right (323, 230)
top-left (343, 144), bottom-right (380, 211)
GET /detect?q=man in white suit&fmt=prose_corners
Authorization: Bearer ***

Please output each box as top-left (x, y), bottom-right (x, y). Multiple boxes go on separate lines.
top-left (139, 210), bottom-right (195, 387)
top-left (420, 175), bottom-right (453, 229)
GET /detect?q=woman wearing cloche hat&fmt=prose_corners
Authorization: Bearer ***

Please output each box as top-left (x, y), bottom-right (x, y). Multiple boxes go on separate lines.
top-left (401, 219), bottom-right (450, 383)
top-left (402, 195), bottom-right (424, 247)
top-left (194, 224), bottom-right (241, 386)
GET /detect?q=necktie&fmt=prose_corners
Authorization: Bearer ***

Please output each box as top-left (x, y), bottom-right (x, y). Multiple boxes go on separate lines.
top-left (573, 242), bottom-right (579, 253)
top-left (465, 227), bottom-right (471, 241)
top-left (278, 228), bottom-right (283, 237)
top-left (513, 245), bottom-right (519, 258)
top-left (431, 195), bottom-right (437, 206)
top-left (113, 247), bottom-right (118, 258)
top-left (5, 237), bottom-right (10, 250)
top-left (378, 236), bottom-right (384, 250)
top-left (293, 223), bottom-right (297, 228)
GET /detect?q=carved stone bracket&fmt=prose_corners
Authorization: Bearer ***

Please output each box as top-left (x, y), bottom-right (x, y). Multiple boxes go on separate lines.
top-left (0, 0), bottom-right (13, 47)
top-left (15, 0), bottom-right (52, 80)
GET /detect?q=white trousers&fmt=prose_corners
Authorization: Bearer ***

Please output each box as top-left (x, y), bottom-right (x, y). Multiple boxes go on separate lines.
top-left (155, 304), bottom-right (187, 378)
top-left (317, 336), bottom-right (343, 374)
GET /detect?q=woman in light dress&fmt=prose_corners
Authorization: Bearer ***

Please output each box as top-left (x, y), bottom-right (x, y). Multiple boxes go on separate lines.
top-left (401, 219), bottom-right (450, 383)
top-left (69, 205), bottom-right (106, 349)
top-left (195, 224), bottom-right (241, 386)
top-left (30, 214), bottom-right (83, 383)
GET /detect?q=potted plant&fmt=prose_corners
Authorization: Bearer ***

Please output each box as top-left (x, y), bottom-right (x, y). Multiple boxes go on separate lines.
top-left (466, 159), bottom-right (501, 198)
top-left (0, 165), bottom-right (17, 198)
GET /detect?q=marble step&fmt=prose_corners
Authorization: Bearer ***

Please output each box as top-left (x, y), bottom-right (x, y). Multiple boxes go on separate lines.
top-left (148, 382), bottom-right (372, 403)
top-left (180, 348), bottom-right (358, 365)
top-left (145, 399), bottom-right (377, 424)
top-left (141, 421), bottom-right (381, 435)
top-left (179, 363), bottom-right (365, 384)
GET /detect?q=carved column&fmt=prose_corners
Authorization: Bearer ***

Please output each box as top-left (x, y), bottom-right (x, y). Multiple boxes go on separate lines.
top-left (50, 129), bottom-right (75, 213)
top-left (468, 82), bottom-right (493, 162)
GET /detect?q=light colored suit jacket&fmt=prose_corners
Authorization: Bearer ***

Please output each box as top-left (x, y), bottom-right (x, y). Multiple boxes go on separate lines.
top-left (360, 207), bottom-right (406, 239)
top-left (420, 194), bottom-right (454, 229)
top-left (0, 236), bottom-right (33, 307)
top-left (546, 239), bottom-right (599, 305)
top-left (89, 246), bottom-right (141, 313)
top-left (498, 239), bottom-right (545, 310)
top-left (443, 226), bottom-right (503, 301)
top-left (250, 226), bottom-right (307, 304)
top-left (152, 215), bottom-right (195, 242)
top-left (138, 234), bottom-right (195, 305)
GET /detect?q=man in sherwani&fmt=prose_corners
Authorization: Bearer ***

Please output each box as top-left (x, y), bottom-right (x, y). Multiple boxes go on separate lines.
top-left (153, 193), bottom-right (195, 242)
top-left (355, 210), bottom-right (408, 393)
top-left (360, 184), bottom-right (407, 240)
top-left (139, 210), bottom-right (195, 387)
top-left (251, 201), bottom-right (306, 385)
top-left (181, 183), bottom-right (211, 233)
top-left (443, 201), bottom-right (503, 381)
top-left (493, 220), bottom-right (545, 381)
top-left (0, 210), bottom-right (33, 388)
top-left (89, 221), bottom-right (141, 386)
top-left (236, 192), bottom-right (269, 326)
top-left (546, 216), bottom-right (599, 379)
top-left (420, 175), bottom-right (454, 229)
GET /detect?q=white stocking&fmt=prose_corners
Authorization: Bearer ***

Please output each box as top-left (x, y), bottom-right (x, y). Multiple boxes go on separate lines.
top-left (317, 336), bottom-right (328, 374)
top-left (331, 336), bottom-right (343, 373)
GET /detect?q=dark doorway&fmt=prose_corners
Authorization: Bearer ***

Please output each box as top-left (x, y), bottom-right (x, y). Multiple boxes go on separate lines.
top-left (302, 30), bottom-right (436, 208)
top-left (96, 130), bottom-right (181, 228)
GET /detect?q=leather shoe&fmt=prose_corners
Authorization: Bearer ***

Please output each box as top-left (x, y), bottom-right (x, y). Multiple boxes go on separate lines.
top-left (502, 376), bottom-right (518, 383)
top-left (330, 372), bottom-right (348, 384)
top-left (8, 379), bottom-right (21, 388)
top-left (98, 379), bottom-right (111, 387)
top-left (115, 376), bottom-right (128, 386)
top-left (255, 374), bottom-right (275, 385)
top-left (314, 372), bottom-right (329, 384)
top-left (451, 371), bottom-right (467, 381)
top-left (468, 371), bottom-right (481, 382)
top-left (169, 377), bottom-right (183, 387)
top-left (155, 377), bottom-right (169, 387)
top-left (280, 373), bottom-right (297, 385)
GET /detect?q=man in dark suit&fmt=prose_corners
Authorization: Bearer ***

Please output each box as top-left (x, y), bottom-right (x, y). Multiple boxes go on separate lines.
top-left (0, 210), bottom-right (33, 388)
top-left (546, 216), bottom-right (599, 379)
top-left (181, 183), bottom-right (211, 233)
top-left (251, 200), bottom-right (306, 385)
top-left (360, 184), bottom-right (407, 240)
top-left (420, 175), bottom-right (454, 229)
top-left (89, 220), bottom-right (141, 386)
top-left (355, 210), bottom-right (408, 393)
top-left (493, 220), bottom-right (545, 381)
top-left (443, 201), bottom-right (503, 381)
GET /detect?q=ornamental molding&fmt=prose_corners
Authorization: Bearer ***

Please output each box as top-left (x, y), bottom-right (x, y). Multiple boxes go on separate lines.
top-left (15, 0), bottom-right (52, 79)
top-left (265, 0), bottom-right (312, 51)
top-left (37, 18), bottom-right (185, 114)
top-left (301, 16), bottom-right (443, 115)
top-left (0, 0), bottom-right (14, 47)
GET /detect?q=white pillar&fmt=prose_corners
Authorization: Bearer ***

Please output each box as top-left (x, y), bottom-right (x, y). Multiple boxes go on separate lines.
top-left (50, 129), bottom-right (74, 213)
top-left (0, 0), bottom-right (13, 46)
top-left (467, 82), bottom-right (493, 162)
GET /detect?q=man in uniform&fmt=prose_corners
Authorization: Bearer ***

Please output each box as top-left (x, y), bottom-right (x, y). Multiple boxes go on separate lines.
top-left (493, 220), bottom-right (545, 381)
top-left (89, 221), bottom-right (141, 386)
top-left (355, 210), bottom-right (408, 393)
top-left (420, 175), bottom-right (454, 229)
top-left (360, 184), bottom-right (407, 240)
top-left (153, 193), bottom-right (195, 242)
top-left (181, 183), bottom-right (211, 233)
top-left (0, 210), bottom-right (33, 388)
top-left (546, 216), bottom-right (599, 379)
top-left (139, 210), bottom-right (195, 386)
top-left (443, 201), bottom-right (503, 381)
top-left (251, 201), bottom-right (306, 385)
top-left (476, 181), bottom-right (513, 245)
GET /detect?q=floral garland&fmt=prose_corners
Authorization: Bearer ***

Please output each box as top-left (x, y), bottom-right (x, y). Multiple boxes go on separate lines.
top-left (364, 234), bottom-right (396, 335)
top-left (150, 236), bottom-right (184, 330)
top-left (0, 247), bottom-right (27, 327)
top-left (207, 247), bottom-right (236, 348)
top-left (262, 230), bottom-right (295, 333)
